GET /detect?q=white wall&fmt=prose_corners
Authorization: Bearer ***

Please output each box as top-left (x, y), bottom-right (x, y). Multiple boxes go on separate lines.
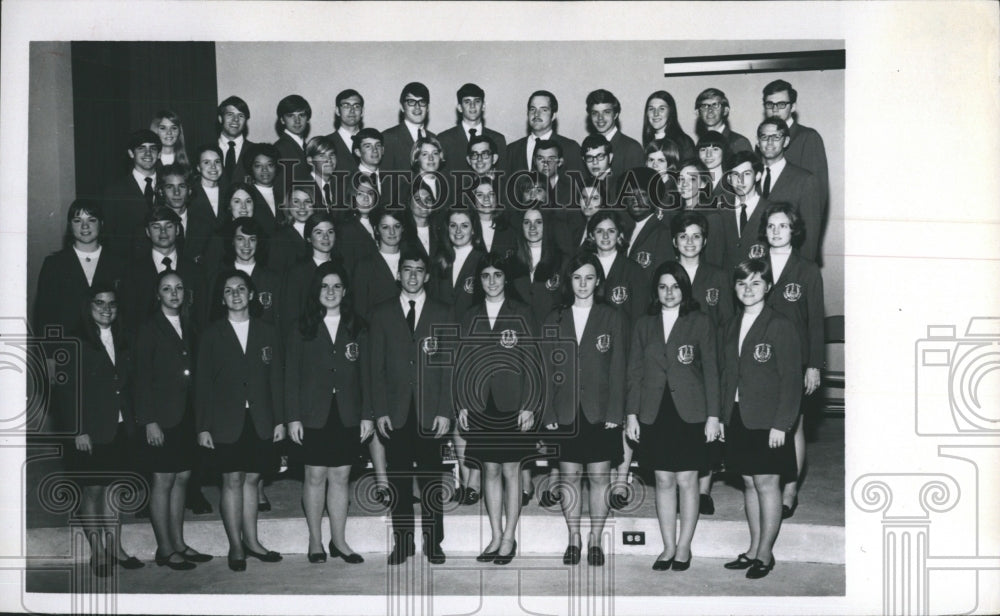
top-left (219, 40), bottom-right (845, 314)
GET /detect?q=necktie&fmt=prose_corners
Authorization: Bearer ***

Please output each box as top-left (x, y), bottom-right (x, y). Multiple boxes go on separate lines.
top-left (762, 167), bottom-right (772, 198)
top-left (161, 256), bottom-right (173, 271)
top-left (406, 300), bottom-right (416, 333)
top-left (144, 177), bottom-right (154, 205)
top-left (418, 128), bottom-right (425, 141)
top-left (323, 183), bottom-right (333, 207)
top-left (225, 140), bottom-right (236, 177)
top-left (739, 202), bottom-right (748, 235)
top-left (468, 128), bottom-right (477, 140)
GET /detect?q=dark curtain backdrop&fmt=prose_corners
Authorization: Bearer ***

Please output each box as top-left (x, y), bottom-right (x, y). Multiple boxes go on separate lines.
top-left (71, 42), bottom-right (218, 199)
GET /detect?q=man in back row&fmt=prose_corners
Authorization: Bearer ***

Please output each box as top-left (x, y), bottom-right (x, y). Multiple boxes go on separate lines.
top-left (507, 90), bottom-right (583, 179)
top-left (438, 83), bottom-right (508, 176)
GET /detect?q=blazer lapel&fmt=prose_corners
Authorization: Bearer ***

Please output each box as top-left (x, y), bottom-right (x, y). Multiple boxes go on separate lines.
top-left (740, 307), bottom-right (771, 357)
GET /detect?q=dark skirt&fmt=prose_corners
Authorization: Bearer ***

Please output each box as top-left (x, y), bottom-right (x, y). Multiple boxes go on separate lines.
top-left (139, 408), bottom-right (196, 474)
top-left (65, 421), bottom-right (131, 486)
top-left (640, 382), bottom-right (708, 473)
top-left (725, 403), bottom-right (796, 481)
top-left (213, 410), bottom-right (274, 474)
top-left (463, 394), bottom-right (539, 466)
top-left (301, 397), bottom-right (360, 468)
top-left (551, 406), bottom-right (623, 466)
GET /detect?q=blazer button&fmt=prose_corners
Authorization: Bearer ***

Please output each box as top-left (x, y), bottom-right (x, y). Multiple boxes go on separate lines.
top-left (115, 390), bottom-right (120, 395)
top-left (182, 351), bottom-right (187, 356)
top-left (183, 369), bottom-right (190, 376)
top-left (331, 387), bottom-right (338, 394)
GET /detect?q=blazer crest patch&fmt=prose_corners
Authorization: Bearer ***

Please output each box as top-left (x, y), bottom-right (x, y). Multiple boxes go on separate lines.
top-left (677, 344), bottom-right (695, 365)
top-left (463, 276), bottom-right (475, 295)
top-left (635, 251), bottom-right (652, 269)
top-left (749, 243), bottom-right (766, 259)
top-left (261, 345), bottom-right (273, 364)
top-left (783, 283), bottom-right (802, 302)
top-left (610, 286), bottom-right (629, 305)
top-left (753, 343), bottom-right (772, 363)
top-left (595, 334), bottom-right (611, 353)
top-left (499, 329), bottom-right (518, 349)
top-left (345, 342), bottom-right (359, 361)
top-left (705, 287), bottom-right (719, 306)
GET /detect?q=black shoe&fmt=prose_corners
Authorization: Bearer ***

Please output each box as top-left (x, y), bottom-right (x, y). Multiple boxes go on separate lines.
top-left (671, 557), bottom-right (691, 571)
top-left (374, 486), bottom-right (391, 507)
top-left (451, 486), bottom-right (465, 503)
top-left (187, 491), bottom-right (213, 515)
top-left (609, 491), bottom-right (629, 511)
top-left (227, 556), bottom-right (246, 572)
top-left (521, 490), bottom-right (534, 508)
top-left (587, 546), bottom-right (605, 566)
top-left (89, 556), bottom-right (110, 578)
top-left (723, 553), bottom-right (754, 570)
top-left (539, 490), bottom-right (561, 508)
top-left (699, 494), bottom-right (715, 516)
top-left (179, 547), bottom-right (212, 563)
top-left (114, 555), bottom-right (145, 570)
top-left (476, 546), bottom-right (499, 563)
top-left (461, 488), bottom-right (480, 506)
top-left (746, 556), bottom-right (775, 579)
top-left (308, 549), bottom-right (327, 564)
top-left (329, 540), bottom-right (364, 564)
top-left (155, 551), bottom-right (196, 570)
top-left (562, 545), bottom-right (581, 565)
top-left (651, 558), bottom-right (674, 571)
top-left (782, 497), bottom-right (798, 519)
top-left (425, 543), bottom-right (446, 565)
top-left (387, 541), bottom-right (415, 565)
top-left (242, 542), bottom-right (282, 562)
top-left (493, 540), bottom-right (517, 566)
top-left (257, 495), bottom-right (272, 513)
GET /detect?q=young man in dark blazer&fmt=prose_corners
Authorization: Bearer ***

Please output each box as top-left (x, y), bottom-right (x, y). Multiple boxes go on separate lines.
top-left (585, 89), bottom-right (644, 179)
top-left (368, 250), bottom-right (453, 565)
top-left (437, 83), bottom-right (508, 179)
top-left (719, 152), bottom-right (772, 273)
top-left (762, 80), bottom-right (829, 220)
top-left (507, 90), bottom-right (584, 179)
top-left (621, 167), bottom-right (676, 286)
top-left (694, 88), bottom-right (753, 155)
top-left (103, 129), bottom-right (161, 258)
top-left (351, 128), bottom-right (392, 206)
top-left (273, 94), bottom-right (312, 199)
top-left (217, 95), bottom-right (255, 187)
top-left (325, 89), bottom-right (365, 179)
top-left (381, 82), bottom-right (435, 174)
top-left (754, 117), bottom-right (823, 262)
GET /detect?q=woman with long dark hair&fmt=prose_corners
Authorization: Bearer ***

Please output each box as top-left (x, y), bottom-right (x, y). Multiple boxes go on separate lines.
top-left (641, 91), bottom-right (695, 160)
top-left (286, 261), bottom-right (372, 563)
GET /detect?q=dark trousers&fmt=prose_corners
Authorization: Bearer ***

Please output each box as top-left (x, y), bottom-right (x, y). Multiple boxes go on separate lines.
top-left (385, 399), bottom-right (447, 547)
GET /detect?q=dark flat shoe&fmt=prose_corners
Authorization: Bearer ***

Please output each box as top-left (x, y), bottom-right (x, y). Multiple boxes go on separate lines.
top-left (782, 497), bottom-right (798, 519)
top-left (227, 556), bottom-right (246, 572)
top-left (461, 488), bottom-right (480, 506)
top-left (699, 493), bottom-right (715, 516)
top-left (257, 496), bottom-right (272, 513)
top-left (89, 557), bottom-right (110, 578)
top-left (493, 540), bottom-right (517, 566)
top-left (562, 545), bottom-right (581, 565)
top-left (609, 491), bottom-right (629, 511)
top-left (539, 490), bottom-right (561, 508)
top-left (374, 487), bottom-right (391, 507)
top-left (587, 546), bottom-right (605, 566)
top-left (179, 547), bottom-right (212, 563)
top-left (329, 540), bottom-right (364, 564)
top-left (521, 490), bottom-right (534, 507)
top-left (671, 558), bottom-right (691, 571)
top-left (308, 550), bottom-right (327, 564)
top-left (114, 555), bottom-right (145, 570)
top-left (387, 541), bottom-right (415, 565)
top-left (724, 553), bottom-right (754, 569)
top-left (451, 486), bottom-right (465, 503)
top-left (651, 558), bottom-right (674, 571)
top-left (425, 543), bottom-right (446, 565)
top-left (155, 551), bottom-right (195, 570)
top-left (242, 542), bottom-right (282, 562)
top-left (476, 547), bottom-right (499, 563)
top-left (746, 556), bottom-right (775, 579)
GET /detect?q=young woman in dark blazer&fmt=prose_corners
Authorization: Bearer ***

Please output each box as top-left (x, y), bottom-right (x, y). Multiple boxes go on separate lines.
top-left (758, 203), bottom-right (825, 519)
top-left (286, 261), bottom-right (372, 564)
top-left (567, 177), bottom-right (608, 253)
top-left (269, 186), bottom-right (317, 275)
top-left (134, 270), bottom-right (211, 569)
top-left (280, 212), bottom-right (341, 339)
top-left (457, 254), bottom-right (541, 565)
top-left (721, 259), bottom-right (802, 579)
top-left (334, 174), bottom-right (380, 274)
top-left (641, 90), bottom-right (696, 160)
top-left (208, 217), bottom-right (281, 329)
top-left (470, 176), bottom-right (517, 260)
top-left (625, 261), bottom-right (721, 571)
top-left (61, 284), bottom-right (143, 575)
top-left (195, 269), bottom-right (286, 572)
top-left (199, 181), bottom-right (266, 274)
top-left (676, 159), bottom-right (725, 269)
top-left (542, 252), bottom-right (627, 567)
top-left (432, 209), bottom-right (486, 506)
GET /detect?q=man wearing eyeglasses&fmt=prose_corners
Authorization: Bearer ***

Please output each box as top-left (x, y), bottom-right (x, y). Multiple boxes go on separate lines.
top-left (580, 134), bottom-right (618, 214)
top-left (438, 83), bottom-right (508, 177)
top-left (326, 89), bottom-right (366, 179)
top-left (586, 89), bottom-right (644, 180)
top-left (755, 117), bottom-right (822, 262)
top-left (762, 79), bottom-right (829, 228)
top-left (694, 88), bottom-right (752, 155)
top-left (382, 82), bottom-right (436, 174)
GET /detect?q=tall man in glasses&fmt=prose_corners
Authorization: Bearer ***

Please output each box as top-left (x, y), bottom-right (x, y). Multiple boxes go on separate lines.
top-left (755, 117), bottom-right (823, 262)
top-left (693, 88), bottom-right (752, 155)
top-left (762, 79), bottom-right (829, 227)
top-left (326, 89), bottom-right (366, 178)
top-left (382, 82), bottom-right (436, 174)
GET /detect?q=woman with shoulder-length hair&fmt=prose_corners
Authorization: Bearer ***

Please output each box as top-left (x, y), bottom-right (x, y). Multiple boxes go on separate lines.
top-left (542, 252), bottom-right (627, 567)
top-left (60, 284), bottom-right (144, 576)
top-left (134, 270), bottom-right (211, 569)
top-left (720, 258), bottom-right (801, 580)
top-left (625, 261), bottom-right (720, 571)
top-left (641, 91), bottom-right (695, 160)
top-left (195, 269), bottom-right (286, 572)
top-left (286, 260), bottom-right (372, 564)
top-left (151, 110), bottom-right (190, 169)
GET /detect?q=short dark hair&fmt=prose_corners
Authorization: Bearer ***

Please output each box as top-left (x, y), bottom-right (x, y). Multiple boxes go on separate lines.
top-left (696, 130), bottom-right (729, 151)
top-left (456, 83), bottom-right (484, 102)
top-left (527, 90), bottom-right (558, 113)
top-left (534, 139), bottom-right (563, 159)
top-left (647, 261), bottom-right (699, 316)
top-left (762, 79), bottom-right (797, 104)
top-left (466, 134), bottom-right (497, 157)
top-left (757, 117), bottom-right (790, 139)
top-left (723, 150), bottom-right (763, 175)
top-left (276, 94), bottom-right (312, 119)
top-left (398, 247), bottom-right (429, 272)
top-left (352, 127), bottom-right (383, 151)
top-left (223, 216), bottom-right (270, 267)
top-left (400, 82), bottom-right (429, 103)
top-left (194, 143), bottom-right (224, 167)
top-left (336, 89), bottom-right (365, 107)
top-left (127, 129), bottom-right (161, 152)
top-left (671, 210), bottom-right (711, 241)
top-left (145, 205), bottom-right (182, 227)
top-left (560, 251), bottom-right (606, 307)
top-left (581, 134), bottom-right (612, 155)
top-left (242, 143), bottom-right (280, 175)
top-left (585, 89), bottom-right (621, 115)
top-left (63, 198), bottom-right (106, 250)
top-left (733, 258), bottom-right (773, 288)
top-left (217, 96), bottom-right (250, 119)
